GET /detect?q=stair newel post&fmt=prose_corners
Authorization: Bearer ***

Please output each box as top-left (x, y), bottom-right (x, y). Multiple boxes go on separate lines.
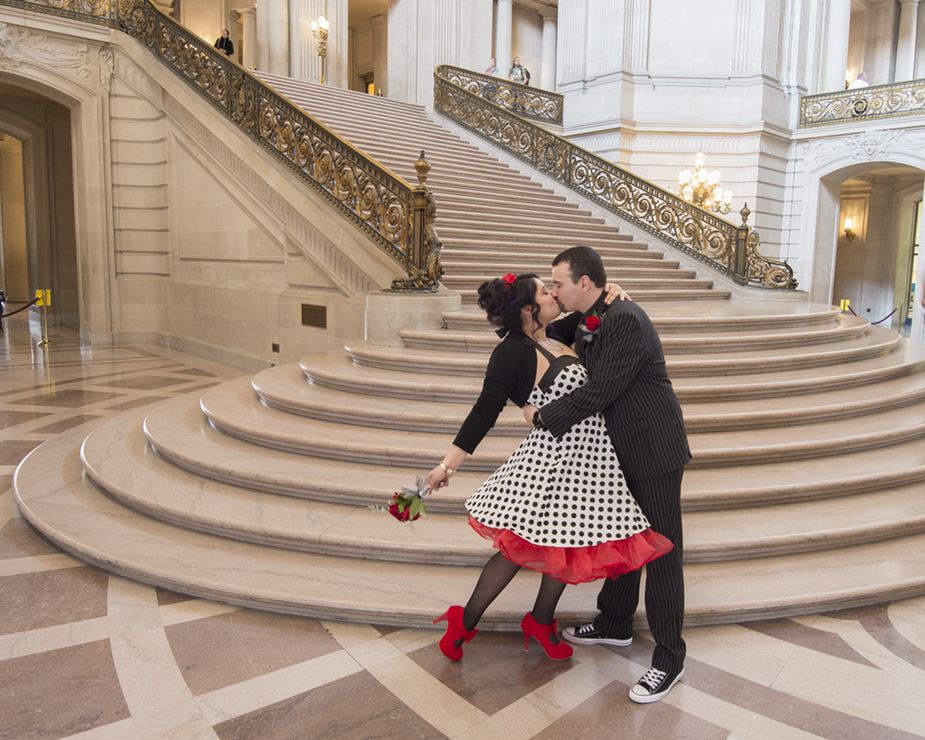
top-left (388, 151), bottom-right (445, 292)
top-left (733, 203), bottom-right (752, 285)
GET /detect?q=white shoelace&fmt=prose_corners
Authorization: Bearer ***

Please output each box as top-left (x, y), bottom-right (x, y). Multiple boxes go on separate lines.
top-left (638, 667), bottom-right (667, 691)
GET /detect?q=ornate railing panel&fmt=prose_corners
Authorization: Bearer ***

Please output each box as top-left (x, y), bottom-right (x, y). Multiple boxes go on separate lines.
top-left (2, 0), bottom-right (441, 289)
top-left (437, 65), bottom-right (563, 125)
top-left (800, 79), bottom-right (925, 127)
top-left (434, 69), bottom-right (796, 290)
top-left (0, 0), bottom-right (117, 24)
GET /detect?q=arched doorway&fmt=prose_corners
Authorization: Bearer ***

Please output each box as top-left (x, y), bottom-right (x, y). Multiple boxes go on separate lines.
top-left (0, 82), bottom-right (78, 328)
top-left (830, 164), bottom-right (924, 333)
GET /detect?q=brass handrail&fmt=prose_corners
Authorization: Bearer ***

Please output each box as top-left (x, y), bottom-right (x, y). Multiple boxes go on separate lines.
top-left (434, 67), bottom-right (797, 290)
top-left (0, 0), bottom-right (442, 290)
top-left (438, 64), bottom-right (563, 125)
top-left (800, 78), bottom-right (925, 127)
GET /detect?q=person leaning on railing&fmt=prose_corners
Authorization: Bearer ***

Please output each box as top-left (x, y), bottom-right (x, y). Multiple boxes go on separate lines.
top-left (214, 29), bottom-right (234, 57)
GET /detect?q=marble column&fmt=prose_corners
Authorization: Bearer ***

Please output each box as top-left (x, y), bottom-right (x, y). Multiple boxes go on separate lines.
top-left (496, 0), bottom-right (513, 77)
top-left (895, 0), bottom-right (920, 81)
top-left (240, 6), bottom-right (257, 69)
top-left (257, 0), bottom-right (270, 71)
top-left (539, 6), bottom-right (557, 90)
top-left (267, 0), bottom-right (290, 76)
top-left (823, 0), bottom-right (851, 91)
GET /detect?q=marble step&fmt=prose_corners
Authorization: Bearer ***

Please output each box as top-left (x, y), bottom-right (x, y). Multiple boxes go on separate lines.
top-left (437, 206), bottom-right (610, 227)
top-left (343, 329), bottom-right (899, 377)
top-left (437, 227), bottom-right (643, 249)
top-left (440, 277), bottom-right (712, 293)
top-left (441, 304), bottom-right (843, 333)
top-left (453, 288), bottom-right (730, 302)
top-left (16, 426), bottom-right (925, 627)
top-left (397, 316), bottom-right (868, 355)
top-left (435, 218), bottom-right (623, 239)
top-left (441, 255), bottom-right (677, 272)
top-left (194, 375), bottom-right (925, 471)
top-left (302, 342), bottom-right (925, 403)
top-left (138, 389), bottom-right (925, 513)
top-left (82, 407), bottom-right (925, 564)
top-left (255, 361), bottom-right (925, 435)
top-left (444, 243), bottom-right (664, 259)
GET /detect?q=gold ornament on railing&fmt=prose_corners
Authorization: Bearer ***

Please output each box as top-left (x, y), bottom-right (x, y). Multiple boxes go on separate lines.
top-left (389, 151), bottom-right (444, 293)
top-left (433, 66), bottom-right (796, 290)
top-left (800, 78), bottom-right (925, 127)
top-left (678, 152), bottom-right (733, 214)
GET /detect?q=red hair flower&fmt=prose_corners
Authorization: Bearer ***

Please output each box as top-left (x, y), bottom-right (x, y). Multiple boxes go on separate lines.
top-left (502, 273), bottom-right (517, 284)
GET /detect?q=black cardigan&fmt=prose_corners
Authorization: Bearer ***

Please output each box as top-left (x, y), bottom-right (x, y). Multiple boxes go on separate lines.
top-left (453, 314), bottom-right (580, 453)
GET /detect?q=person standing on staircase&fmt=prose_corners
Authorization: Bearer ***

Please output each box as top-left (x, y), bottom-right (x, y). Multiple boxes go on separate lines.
top-left (214, 29), bottom-right (234, 57)
top-left (525, 246), bottom-right (691, 704)
top-left (426, 274), bottom-right (672, 664)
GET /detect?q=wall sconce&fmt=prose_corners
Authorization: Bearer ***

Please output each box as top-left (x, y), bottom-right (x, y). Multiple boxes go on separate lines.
top-left (311, 15), bottom-right (330, 84)
top-left (844, 217), bottom-right (855, 242)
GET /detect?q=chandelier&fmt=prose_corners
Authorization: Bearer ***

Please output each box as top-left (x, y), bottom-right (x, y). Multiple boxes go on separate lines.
top-left (678, 151), bottom-right (733, 214)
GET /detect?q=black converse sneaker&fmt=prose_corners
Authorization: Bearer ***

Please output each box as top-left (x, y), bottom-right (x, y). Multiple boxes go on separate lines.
top-left (562, 622), bottom-right (633, 647)
top-left (629, 666), bottom-right (685, 703)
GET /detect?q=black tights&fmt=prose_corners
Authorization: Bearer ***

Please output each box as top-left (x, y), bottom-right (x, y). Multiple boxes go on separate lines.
top-left (462, 552), bottom-right (567, 634)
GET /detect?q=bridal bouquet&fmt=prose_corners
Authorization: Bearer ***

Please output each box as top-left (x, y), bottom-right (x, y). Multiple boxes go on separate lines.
top-left (386, 476), bottom-right (430, 523)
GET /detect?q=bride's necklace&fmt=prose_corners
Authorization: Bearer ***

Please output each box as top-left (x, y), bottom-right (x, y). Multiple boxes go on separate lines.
top-left (539, 336), bottom-right (563, 351)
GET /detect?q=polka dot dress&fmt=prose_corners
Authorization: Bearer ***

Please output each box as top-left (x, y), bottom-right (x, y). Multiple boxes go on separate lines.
top-left (466, 359), bottom-right (653, 549)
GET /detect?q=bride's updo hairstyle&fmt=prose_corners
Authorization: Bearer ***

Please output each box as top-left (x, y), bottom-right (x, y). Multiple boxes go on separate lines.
top-left (477, 272), bottom-right (541, 336)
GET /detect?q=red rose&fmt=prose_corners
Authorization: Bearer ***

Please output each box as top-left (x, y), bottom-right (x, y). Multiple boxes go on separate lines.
top-left (586, 316), bottom-right (601, 331)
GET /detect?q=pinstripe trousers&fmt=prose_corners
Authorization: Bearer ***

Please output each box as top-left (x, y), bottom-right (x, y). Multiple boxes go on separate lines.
top-left (594, 465), bottom-right (686, 674)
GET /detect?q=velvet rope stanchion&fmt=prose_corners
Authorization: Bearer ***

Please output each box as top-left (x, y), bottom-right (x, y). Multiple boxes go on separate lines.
top-left (0, 296), bottom-right (41, 319)
top-left (846, 304), bottom-right (901, 326)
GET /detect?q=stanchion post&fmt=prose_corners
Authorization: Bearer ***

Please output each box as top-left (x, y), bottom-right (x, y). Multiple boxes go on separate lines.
top-left (36, 289), bottom-right (56, 348)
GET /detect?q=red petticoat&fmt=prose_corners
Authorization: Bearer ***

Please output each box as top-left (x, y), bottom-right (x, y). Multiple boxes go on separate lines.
top-left (468, 514), bottom-right (674, 585)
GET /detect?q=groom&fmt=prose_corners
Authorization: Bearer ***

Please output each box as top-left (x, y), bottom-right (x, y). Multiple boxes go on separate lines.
top-left (526, 246), bottom-right (690, 703)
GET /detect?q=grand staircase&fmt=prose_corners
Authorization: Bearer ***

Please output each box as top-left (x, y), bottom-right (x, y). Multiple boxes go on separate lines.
top-left (14, 77), bottom-right (925, 629)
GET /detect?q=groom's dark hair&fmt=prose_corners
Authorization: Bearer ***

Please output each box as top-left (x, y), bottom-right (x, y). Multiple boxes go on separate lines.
top-left (552, 246), bottom-right (607, 287)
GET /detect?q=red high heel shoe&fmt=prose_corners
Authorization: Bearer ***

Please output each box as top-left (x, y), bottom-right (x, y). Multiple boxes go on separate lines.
top-left (433, 605), bottom-right (478, 661)
top-left (521, 612), bottom-right (573, 660)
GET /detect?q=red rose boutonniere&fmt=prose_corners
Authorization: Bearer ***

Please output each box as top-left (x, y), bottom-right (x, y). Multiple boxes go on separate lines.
top-left (579, 310), bottom-right (603, 344)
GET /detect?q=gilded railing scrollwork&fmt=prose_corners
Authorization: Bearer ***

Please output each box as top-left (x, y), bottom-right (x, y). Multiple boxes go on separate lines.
top-left (800, 78), bottom-right (925, 127)
top-left (437, 65), bottom-right (563, 126)
top-left (435, 68), bottom-right (796, 290)
top-left (1, 0), bottom-right (443, 291)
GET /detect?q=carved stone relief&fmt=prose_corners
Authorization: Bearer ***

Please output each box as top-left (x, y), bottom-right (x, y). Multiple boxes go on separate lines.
top-left (0, 22), bottom-right (92, 86)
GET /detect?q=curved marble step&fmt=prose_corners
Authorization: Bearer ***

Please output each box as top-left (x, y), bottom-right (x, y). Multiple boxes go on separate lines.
top-left (344, 329), bottom-right (900, 377)
top-left (398, 317), bottom-right (869, 356)
top-left (301, 342), bottom-right (925, 403)
top-left (444, 243), bottom-right (663, 259)
top-left (140, 391), bottom-right (925, 513)
top-left (453, 288), bottom-right (731, 302)
top-left (442, 257), bottom-right (681, 273)
top-left (197, 375), bottom-right (925, 471)
top-left (15, 426), bottom-right (925, 626)
top-left (257, 361), bottom-right (925, 435)
top-left (440, 277), bottom-right (716, 294)
top-left (443, 302), bottom-right (844, 333)
top-left (82, 408), bottom-right (925, 564)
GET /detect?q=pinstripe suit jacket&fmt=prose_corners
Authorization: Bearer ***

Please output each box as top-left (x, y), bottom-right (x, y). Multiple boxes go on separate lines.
top-left (540, 298), bottom-right (691, 481)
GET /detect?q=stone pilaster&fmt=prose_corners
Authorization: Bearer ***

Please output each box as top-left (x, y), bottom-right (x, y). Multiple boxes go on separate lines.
top-left (539, 6), bottom-right (557, 91)
top-left (895, 0), bottom-right (920, 81)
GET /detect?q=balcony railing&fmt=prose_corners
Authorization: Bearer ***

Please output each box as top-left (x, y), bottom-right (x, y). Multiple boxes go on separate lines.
top-left (1, 0), bottom-right (444, 290)
top-left (800, 78), bottom-right (925, 127)
top-left (434, 66), bottom-right (797, 290)
top-left (438, 65), bottom-right (563, 126)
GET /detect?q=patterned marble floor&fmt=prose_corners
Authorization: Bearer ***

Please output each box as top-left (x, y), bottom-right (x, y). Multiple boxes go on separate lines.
top-left (2, 312), bottom-right (925, 740)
